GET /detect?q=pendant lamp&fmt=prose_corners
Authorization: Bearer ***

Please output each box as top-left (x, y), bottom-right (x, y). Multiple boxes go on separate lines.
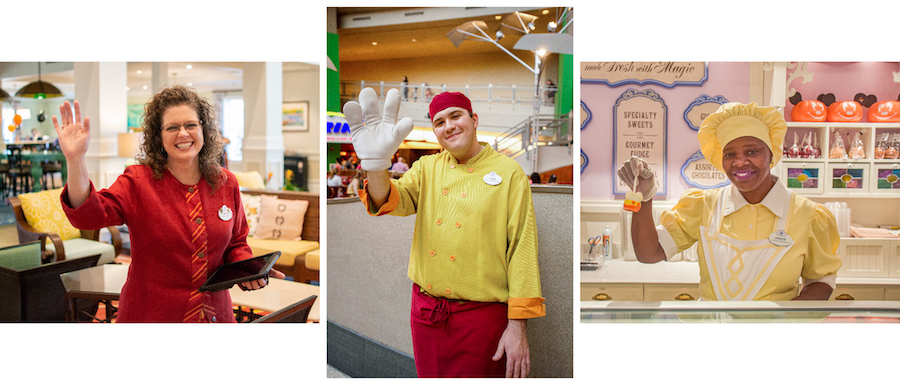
top-left (15, 62), bottom-right (64, 99)
top-left (0, 89), bottom-right (11, 100)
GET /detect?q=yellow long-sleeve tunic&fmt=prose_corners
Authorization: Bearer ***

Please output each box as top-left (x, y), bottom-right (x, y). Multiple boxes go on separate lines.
top-left (360, 144), bottom-right (545, 318)
top-left (656, 181), bottom-right (842, 300)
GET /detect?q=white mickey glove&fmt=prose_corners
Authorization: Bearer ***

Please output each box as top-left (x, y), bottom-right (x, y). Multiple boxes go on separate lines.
top-left (616, 156), bottom-right (658, 201)
top-left (342, 87), bottom-right (414, 171)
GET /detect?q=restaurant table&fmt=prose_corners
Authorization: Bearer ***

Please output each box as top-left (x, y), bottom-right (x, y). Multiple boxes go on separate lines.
top-left (7, 140), bottom-right (53, 151)
top-left (229, 278), bottom-right (321, 322)
top-left (59, 263), bottom-right (320, 322)
top-left (23, 151), bottom-right (67, 192)
top-left (59, 264), bottom-right (127, 322)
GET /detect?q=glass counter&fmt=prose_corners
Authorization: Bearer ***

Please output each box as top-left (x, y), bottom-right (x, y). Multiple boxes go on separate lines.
top-left (581, 301), bottom-right (900, 323)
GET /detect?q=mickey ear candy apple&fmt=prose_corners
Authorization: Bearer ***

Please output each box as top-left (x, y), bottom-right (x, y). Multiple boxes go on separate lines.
top-left (623, 191), bottom-right (642, 212)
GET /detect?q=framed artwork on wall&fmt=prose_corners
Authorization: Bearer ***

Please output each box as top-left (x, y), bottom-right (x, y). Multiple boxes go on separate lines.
top-left (282, 101), bottom-right (309, 132)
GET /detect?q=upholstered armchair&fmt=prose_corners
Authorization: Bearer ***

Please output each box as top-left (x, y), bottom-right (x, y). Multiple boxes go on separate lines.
top-left (0, 242), bottom-right (101, 322)
top-left (8, 191), bottom-right (122, 265)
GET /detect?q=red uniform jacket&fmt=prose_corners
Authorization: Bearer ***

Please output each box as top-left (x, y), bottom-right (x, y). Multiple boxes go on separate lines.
top-left (62, 165), bottom-right (253, 322)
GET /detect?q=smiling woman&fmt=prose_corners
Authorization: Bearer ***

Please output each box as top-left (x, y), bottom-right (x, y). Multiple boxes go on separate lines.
top-left (53, 85), bottom-right (284, 322)
top-left (618, 102), bottom-right (842, 301)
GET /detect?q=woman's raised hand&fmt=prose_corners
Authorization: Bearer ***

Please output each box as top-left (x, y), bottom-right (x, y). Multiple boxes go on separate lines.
top-left (52, 100), bottom-right (91, 160)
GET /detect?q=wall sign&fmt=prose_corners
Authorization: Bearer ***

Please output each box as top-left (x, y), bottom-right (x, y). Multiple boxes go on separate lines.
top-left (582, 62), bottom-right (708, 88)
top-left (681, 151), bottom-right (730, 189)
top-left (613, 89), bottom-right (667, 195)
top-left (326, 111), bottom-right (351, 143)
top-left (580, 100), bottom-right (592, 130)
top-left (683, 95), bottom-right (728, 131)
top-left (580, 101), bottom-right (592, 174)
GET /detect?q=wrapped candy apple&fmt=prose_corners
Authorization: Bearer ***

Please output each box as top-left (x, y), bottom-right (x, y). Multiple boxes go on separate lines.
top-left (874, 133), bottom-right (889, 159)
top-left (811, 131), bottom-right (821, 158)
top-left (789, 132), bottom-right (801, 158)
top-left (802, 132), bottom-right (815, 158)
top-left (886, 133), bottom-right (900, 159)
top-left (848, 132), bottom-right (866, 159)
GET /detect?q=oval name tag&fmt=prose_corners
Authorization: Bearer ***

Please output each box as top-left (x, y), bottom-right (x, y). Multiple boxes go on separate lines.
top-left (768, 230), bottom-right (793, 247)
top-left (218, 205), bottom-right (234, 221)
top-left (483, 171), bottom-right (502, 186)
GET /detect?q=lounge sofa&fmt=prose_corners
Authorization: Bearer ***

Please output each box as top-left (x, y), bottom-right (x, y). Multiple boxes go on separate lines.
top-left (240, 188), bottom-right (319, 283)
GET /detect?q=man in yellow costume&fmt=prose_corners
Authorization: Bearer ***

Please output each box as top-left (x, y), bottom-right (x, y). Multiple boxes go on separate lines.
top-left (343, 88), bottom-right (545, 377)
top-left (619, 102), bottom-right (841, 301)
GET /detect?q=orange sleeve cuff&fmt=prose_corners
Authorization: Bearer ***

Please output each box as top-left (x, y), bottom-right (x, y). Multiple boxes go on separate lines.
top-left (358, 179), bottom-right (400, 216)
top-left (508, 297), bottom-right (546, 319)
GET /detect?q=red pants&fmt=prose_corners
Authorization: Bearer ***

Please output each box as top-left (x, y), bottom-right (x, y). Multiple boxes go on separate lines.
top-left (409, 283), bottom-right (508, 378)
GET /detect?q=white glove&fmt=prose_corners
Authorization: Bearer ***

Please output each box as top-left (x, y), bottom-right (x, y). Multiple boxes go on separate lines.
top-left (616, 156), bottom-right (658, 201)
top-left (342, 87), bottom-right (414, 171)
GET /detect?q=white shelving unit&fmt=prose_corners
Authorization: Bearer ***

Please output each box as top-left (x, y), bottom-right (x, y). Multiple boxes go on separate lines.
top-left (779, 122), bottom-right (900, 198)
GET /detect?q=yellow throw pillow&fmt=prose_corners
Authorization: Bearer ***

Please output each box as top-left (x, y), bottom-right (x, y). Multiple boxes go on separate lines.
top-left (254, 195), bottom-right (308, 241)
top-left (240, 193), bottom-right (263, 237)
top-left (233, 171), bottom-right (266, 189)
top-left (18, 188), bottom-right (82, 240)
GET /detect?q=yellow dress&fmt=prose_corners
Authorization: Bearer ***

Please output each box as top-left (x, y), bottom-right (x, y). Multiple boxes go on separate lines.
top-left (359, 144), bottom-right (545, 319)
top-left (656, 181), bottom-right (841, 300)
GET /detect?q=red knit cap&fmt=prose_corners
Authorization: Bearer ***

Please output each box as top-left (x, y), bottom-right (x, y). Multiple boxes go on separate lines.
top-left (429, 92), bottom-right (472, 120)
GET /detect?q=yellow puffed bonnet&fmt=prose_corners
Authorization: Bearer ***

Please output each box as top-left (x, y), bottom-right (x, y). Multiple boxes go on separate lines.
top-left (697, 102), bottom-right (787, 173)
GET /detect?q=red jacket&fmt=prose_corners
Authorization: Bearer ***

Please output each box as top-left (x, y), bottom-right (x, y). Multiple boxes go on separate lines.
top-left (62, 165), bottom-right (253, 322)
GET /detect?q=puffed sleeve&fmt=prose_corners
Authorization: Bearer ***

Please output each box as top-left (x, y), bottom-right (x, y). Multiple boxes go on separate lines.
top-left (657, 188), bottom-right (709, 260)
top-left (61, 166), bottom-right (137, 229)
top-left (506, 171), bottom-right (545, 319)
top-left (358, 159), bottom-right (423, 217)
top-left (800, 204), bottom-right (842, 288)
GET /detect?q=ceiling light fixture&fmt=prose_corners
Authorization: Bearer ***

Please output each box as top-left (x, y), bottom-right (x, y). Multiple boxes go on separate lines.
top-left (547, 21), bottom-right (557, 32)
top-left (137, 70), bottom-right (143, 74)
top-left (186, 64), bottom-right (192, 69)
top-left (15, 62), bottom-right (64, 99)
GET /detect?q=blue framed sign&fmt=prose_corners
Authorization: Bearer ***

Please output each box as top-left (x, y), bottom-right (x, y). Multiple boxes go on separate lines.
top-left (580, 100), bottom-right (592, 130)
top-left (683, 95), bottom-right (728, 131)
top-left (681, 150), bottom-right (730, 189)
top-left (613, 89), bottom-right (667, 196)
top-left (580, 101), bottom-right (592, 174)
top-left (582, 62), bottom-right (708, 88)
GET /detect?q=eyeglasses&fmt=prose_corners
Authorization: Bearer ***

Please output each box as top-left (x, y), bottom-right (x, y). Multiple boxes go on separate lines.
top-left (162, 120), bottom-right (202, 133)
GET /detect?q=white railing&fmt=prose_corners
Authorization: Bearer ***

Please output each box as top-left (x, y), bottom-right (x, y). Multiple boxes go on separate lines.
top-left (340, 80), bottom-right (558, 107)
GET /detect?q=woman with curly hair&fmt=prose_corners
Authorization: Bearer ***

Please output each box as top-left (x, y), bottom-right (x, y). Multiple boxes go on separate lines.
top-left (55, 85), bottom-right (283, 322)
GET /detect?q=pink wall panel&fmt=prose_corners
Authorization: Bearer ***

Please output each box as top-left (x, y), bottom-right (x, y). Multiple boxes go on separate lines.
top-left (783, 62), bottom-right (900, 121)
top-left (580, 62), bottom-right (752, 200)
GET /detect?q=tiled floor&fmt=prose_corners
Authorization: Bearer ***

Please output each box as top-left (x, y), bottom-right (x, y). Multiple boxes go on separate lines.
top-left (0, 224), bottom-right (16, 248)
top-left (326, 365), bottom-right (350, 378)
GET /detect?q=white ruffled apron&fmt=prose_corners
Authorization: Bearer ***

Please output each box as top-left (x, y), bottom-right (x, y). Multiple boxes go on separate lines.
top-left (699, 188), bottom-right (796, 301)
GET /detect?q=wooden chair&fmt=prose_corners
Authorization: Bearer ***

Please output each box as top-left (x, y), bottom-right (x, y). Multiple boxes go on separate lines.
top-left (0, 242), bottom-right (101, 322)
top-left (8, 196), bottom-right (122, 264)
top-left (250, 295), bottom-right (317, 323)
top-left (40, 161), bottom-right (62, 190)
top-left (5, 148), bottom-right (32, 195)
